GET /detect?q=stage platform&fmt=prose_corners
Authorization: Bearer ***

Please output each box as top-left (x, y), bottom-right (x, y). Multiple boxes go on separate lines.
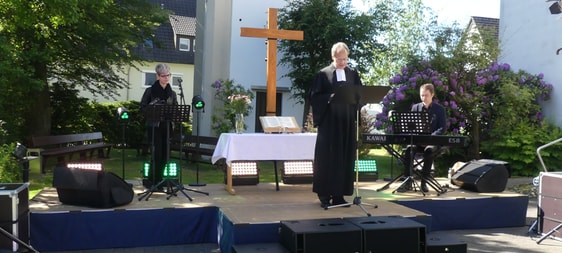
top-left (28, 178), bottom-right (528, 252)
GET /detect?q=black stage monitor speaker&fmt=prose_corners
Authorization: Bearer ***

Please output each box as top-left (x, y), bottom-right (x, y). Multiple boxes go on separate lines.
top-left (451, 160), bottom-right (509, 193)
top-left (279, 218), bottom-right (362, 253)
top-left (232, 243), bottom-right (290, 253)
top-left (53, 167), bottom-right (134, 208)
top-left (426, 234), bottom-right (467, 253)
top-left (345, 216), bottom-right (426, 253)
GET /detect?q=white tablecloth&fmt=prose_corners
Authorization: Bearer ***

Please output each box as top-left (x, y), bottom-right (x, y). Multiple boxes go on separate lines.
top-left (211, 133), bottom-right (317, 165)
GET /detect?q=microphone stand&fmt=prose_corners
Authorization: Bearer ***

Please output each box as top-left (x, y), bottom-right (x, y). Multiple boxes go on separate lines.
top-left (189, 100), bottom-right (206, 187)
top-left (177, 79), bottom-right (187, 186)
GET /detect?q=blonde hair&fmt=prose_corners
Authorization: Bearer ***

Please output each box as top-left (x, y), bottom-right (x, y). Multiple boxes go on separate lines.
top-left (420, 83), bottom-right (435, 95)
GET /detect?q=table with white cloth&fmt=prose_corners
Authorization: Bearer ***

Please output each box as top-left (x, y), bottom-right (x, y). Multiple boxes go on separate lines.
top-left (211, 133), bottom-right (317, 195)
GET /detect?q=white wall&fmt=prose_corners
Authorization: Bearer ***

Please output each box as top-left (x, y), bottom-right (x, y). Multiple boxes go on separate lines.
top-left (194, 0), bottom-right (304, 136)
top-left (500, 0), bottom-right (562, 125)
top-left (229, 0), bottom-right (304, 133)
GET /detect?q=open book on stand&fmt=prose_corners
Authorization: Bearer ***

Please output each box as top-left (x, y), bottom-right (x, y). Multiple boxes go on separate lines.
top-left (259, 116), bottom-right (301, 133)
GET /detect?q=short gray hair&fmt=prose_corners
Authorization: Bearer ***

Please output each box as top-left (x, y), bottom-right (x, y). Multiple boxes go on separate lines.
top-left (155, 63), bottom-right (170, 74)
top-left (331, 42), bottom-right (349, 57)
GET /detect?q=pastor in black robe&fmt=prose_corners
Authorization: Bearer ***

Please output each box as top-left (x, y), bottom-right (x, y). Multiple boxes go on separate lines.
top-left (310, 64), bottom-right (363, 201)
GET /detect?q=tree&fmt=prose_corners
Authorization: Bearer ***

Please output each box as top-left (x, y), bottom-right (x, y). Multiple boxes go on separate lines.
top-left (0, 0), bottom-right (169, 139)
top-left (277, 0), bottom-right (388, 123)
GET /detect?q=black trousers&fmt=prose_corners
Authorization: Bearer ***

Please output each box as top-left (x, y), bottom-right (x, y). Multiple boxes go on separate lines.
top-left (402, 145), bottom-right (439, 178)
top-left (145, 122), bottom-right (171, 186)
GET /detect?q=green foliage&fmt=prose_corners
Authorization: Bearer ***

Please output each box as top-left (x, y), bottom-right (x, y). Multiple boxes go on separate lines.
top-left (278, 0), bottom-right (387, 104)
top-left (48, 90), bottom-right (155, 148)
top-left (0, 0), bottom-right (170, 137)
top-left (481, 120), bottom-right (562, 176)
top-left (210, 79), bottom-right (255, 135)
top-left (0, 143), bottom-right (20, 183)
top-left (89, 101), bottom-right (150, 148)
top-left (50, 82), bottom-right (95, 134)
top-left (377, 60), bottom-right (555, 176)
top-left (0, 120), bottom-right (20, 182)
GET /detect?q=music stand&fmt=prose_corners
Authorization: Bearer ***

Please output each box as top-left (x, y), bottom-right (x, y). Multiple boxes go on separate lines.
top-left (326, 85), bottom-right (390, 216)
top-left (392, 112), bottom-right (431, 135)
top-left (138, 104), bottom-right (208, 201)
top-left (393, 112), bottom-right (430, 195)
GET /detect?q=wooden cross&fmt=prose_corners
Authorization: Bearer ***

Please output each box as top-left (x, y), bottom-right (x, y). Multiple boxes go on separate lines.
top-left (240, 8), bottom-right (304, 116)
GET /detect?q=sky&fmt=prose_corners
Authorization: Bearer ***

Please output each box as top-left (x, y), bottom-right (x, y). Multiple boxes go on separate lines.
top-left (423, 0), bottom-right (500, 26)
top-left (352, 0), bottom-right (501, 26)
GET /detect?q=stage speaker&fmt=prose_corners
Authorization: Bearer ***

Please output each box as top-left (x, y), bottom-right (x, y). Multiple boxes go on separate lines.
top-left (451, 159), bottom-right (509, 193)
top-left (232, 243), bottom-right (290, 253)
top-left (345, 216), bottom-right (426, 253)
top-left (279, 218), bottom-right (362, 253)
top-left (426, 234), bottom-right (467, 253)
top-left (53, 166), bottom-right (134, 208)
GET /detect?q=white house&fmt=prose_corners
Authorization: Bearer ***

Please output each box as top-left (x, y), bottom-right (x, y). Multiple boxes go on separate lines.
top-left (80, 0), bottom-right (197, 111)
top-left (499, 0), bottom-right (562, 126)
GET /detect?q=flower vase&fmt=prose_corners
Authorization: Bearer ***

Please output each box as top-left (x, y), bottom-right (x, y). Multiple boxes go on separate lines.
top-left (235, 113), bottom-right (244, 134)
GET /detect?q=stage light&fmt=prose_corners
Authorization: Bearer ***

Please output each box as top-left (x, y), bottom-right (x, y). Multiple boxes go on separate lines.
top-left (550, 1), bottom-right (562, 14)
top-left (142, 162), bottom-right (151, 178)
top-left (142, 162), bottom-right (179, 178)
top-left (117, 107), bottom-right (129, 121)
top-left (191, 95), bottom-right (205, 110)
top-left (354, 160), bottom-right (378, 181)
top-left (67, 163), bottom-right (103, 171)
top-left (228, 161), bottom-right (259, 185)
top-left (282, 160), bottom-right (313, 184)
top-left (163, 162), bottom-right (179, 178)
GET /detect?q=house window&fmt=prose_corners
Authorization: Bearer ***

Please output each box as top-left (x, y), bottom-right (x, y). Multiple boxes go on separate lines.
top-left (144, 39), bottom-right (154, 49)
top-left (143, 72), bottom-right (183, 88)
top-left (179, 38), bottom-right (190, 51)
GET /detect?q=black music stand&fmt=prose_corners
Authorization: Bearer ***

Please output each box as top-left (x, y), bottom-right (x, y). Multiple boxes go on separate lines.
top-left (325, 85), bottom-right (390, 216)
top-left (392, 112), bottom-right (430, 195)
top-left (376, 112), bottom-right (447, 196)
top-left (138, 104), bottom-right (208, 201)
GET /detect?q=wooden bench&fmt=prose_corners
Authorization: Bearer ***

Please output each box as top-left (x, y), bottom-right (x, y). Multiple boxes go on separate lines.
top-left (170, 135), bottom-right (218, 163)
top-left (30, 132), bottom-right (112, 173)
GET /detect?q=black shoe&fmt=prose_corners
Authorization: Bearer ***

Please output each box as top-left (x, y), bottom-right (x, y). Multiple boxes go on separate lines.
top-left (420, 181), bottom-right (429, 193)
top-left (332, 196), bottom-right (350, 207)
top-left (318, 195), bottom-right (331, 209)
top-left (396, 183), bottom-right (412, 193)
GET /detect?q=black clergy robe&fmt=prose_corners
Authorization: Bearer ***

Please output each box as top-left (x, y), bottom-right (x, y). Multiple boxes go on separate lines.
top-left (310, 64), bottom-right (363, 197)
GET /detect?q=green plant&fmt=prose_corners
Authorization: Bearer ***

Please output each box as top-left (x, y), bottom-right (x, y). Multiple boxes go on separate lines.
top-left (210, 79), bottom-right (255, 135)
top-left (0, 121), bottom-right (20, 182)
top-left (376, 61), bottom-right (555, 176)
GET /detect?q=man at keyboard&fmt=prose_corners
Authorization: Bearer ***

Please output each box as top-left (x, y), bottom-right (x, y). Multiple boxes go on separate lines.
top-left (398, 83), bottom-right (447, 193)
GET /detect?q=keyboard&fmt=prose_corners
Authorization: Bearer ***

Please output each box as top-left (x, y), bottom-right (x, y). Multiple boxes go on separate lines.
top-left (362, 134), bottom-right (468, 147)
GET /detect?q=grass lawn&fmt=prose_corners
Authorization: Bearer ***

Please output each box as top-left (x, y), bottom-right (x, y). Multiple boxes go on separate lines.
top-left (25, 148), bottom-right (396, 198)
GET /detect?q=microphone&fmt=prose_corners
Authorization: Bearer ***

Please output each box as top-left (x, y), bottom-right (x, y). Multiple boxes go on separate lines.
top-left (178, 78), bottom-right (183, 83)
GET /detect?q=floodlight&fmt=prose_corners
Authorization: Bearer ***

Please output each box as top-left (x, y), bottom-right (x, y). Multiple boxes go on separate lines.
top-left (163, 162), bottom-right (179, 178)
top-left (550, 2), bottom-right (561, 14)
top-left (229, 161), bottom-right (259, 185)
top-left (67, 163), bottom-right (103, 171)
top-left (191, 95), bottom-right (205, 110)
top-left (117, 107), bottom-right (129, 121)
top-left (282, 160), bottom-right (313, 184)
top-left (354, 160), bottom-right (378, 181)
